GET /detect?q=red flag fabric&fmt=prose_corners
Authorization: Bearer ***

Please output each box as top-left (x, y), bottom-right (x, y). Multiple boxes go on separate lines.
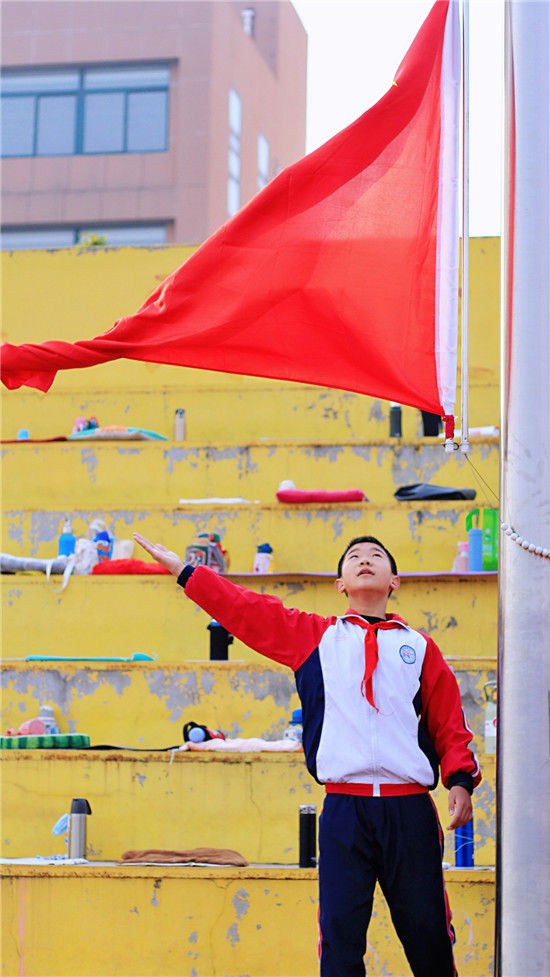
top-left (1, 1), bottom-right (459, 427)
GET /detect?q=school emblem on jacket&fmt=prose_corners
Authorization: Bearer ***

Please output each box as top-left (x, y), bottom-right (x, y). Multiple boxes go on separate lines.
top-left (399, 644), bottom-right (416, 664)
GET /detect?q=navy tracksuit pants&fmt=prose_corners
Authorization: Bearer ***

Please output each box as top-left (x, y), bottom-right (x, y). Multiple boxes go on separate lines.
top-left (318, 793), bottom-right (457, 977)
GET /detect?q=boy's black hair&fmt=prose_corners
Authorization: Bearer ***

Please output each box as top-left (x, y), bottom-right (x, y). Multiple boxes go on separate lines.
top-left (337, 536), bottom-right (398, 577)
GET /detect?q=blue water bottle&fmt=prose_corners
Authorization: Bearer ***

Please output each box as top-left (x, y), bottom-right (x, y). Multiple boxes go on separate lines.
top-left (467, 528), bottom-right (483, 571)
top-left (58, 519), bottom-right (76, 557)
top-left (455, 819), bottom-right (474, 866)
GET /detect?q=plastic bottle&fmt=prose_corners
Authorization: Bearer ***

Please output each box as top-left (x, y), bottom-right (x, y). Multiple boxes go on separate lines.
top-left (484, 681), bottom-right (497, 753)
top-left (174, 409), bottom-right (186, 440)
top-left (52, 812), bottom-right (70, 856)
top-left (468, 528), bottom-right (483, 571)
top-left (253, 543), bottom-right (273, 573)
top-left (481, 509), bottom-right (499, 570)
top-left (283, 707), bottom-right (303, 743)
top-left (93, 529), bottom-right (113, 561)
top-left (452, 541), bottom-right (469, 573)
top-left (466, 508), bottom-right (499, 570)
top-left (38, 704), bottom-right (60, 735)
top-left (58, 519), bottom-right (76, 557)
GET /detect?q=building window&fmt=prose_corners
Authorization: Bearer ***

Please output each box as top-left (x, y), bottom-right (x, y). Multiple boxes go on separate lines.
top-left (0, 64), bottom-right (170, 158)
top-left (1, 223), bottom-right (168, 250)
top-left (257, 133), bottom-right (270, 190)
top-left (227, 87), bottom-right (242, 217)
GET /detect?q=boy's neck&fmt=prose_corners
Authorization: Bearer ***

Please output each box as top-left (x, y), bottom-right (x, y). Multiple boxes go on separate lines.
top-left (346, 595), bottom-right (389, 618)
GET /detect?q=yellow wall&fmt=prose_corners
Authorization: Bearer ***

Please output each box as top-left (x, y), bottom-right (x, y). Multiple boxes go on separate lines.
top-left (1, 241), bottom-right (499, 977)
top-left (1, 239), bottom-right (500, 433)
top-left (1, 865), bottom-right (494, 977)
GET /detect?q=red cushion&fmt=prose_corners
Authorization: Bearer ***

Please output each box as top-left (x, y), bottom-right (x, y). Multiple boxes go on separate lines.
top-left (92, 559), bottom-right (171, 575)
top-left (276, 488), bottom-right (366, 503)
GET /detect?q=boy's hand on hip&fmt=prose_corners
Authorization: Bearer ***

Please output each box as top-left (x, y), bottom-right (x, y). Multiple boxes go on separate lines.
top-left (133, 533), bottom-right (185, 577)
top-left (447, 785), bottom-right (473, 829)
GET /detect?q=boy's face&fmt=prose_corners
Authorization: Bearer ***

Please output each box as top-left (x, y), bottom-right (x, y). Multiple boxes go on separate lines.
top-left (335, 541), bottom-right (400, 602)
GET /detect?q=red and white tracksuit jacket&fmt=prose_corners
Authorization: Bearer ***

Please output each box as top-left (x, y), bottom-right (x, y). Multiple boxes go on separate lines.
top-left (180, 565), bottom-right (481, 795)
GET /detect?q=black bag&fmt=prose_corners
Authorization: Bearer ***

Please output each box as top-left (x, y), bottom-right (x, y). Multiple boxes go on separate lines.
top-left (394, 483), bottom-right (476, 501)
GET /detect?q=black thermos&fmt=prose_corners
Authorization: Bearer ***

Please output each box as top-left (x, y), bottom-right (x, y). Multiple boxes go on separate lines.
top-left (299, 804), bottom-right (317, 868)
top-left (207, 619), bottom-right (234, 660)
top-left (389, 402), bottom-right (402, 437)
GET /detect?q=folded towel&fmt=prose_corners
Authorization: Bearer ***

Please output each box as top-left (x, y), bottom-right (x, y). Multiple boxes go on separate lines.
top-left (119, 847), bottom-right (247, 866)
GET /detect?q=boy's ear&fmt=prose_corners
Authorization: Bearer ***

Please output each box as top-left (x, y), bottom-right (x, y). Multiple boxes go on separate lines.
top-left (334, 577), bottom-right (347, 595)
top-left (389, 575), bottom-right (400, 594)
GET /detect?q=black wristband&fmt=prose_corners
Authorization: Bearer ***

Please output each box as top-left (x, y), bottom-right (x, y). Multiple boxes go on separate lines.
top-left (447, 771), bottom-right (474, 795)
top-left (177, 565), bottom-right (196, 589)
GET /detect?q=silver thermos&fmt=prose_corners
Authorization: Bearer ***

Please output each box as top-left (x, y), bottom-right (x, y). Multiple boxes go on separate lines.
top-left (68, 798), bottom-right (92, 859)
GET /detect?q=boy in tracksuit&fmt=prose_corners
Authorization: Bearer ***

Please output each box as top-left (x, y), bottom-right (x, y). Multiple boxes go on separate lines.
top-left (134, 531), bottom-right (481, 977)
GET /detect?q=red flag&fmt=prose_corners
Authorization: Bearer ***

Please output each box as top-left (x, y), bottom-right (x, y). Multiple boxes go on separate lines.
top-left (1, 1), bottom-right (459, 429)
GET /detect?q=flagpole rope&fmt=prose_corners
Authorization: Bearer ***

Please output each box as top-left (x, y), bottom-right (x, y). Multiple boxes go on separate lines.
top-left (464, 454), bottom-right (500, 506)
top-left (456, 456), bottom-right (548, 559)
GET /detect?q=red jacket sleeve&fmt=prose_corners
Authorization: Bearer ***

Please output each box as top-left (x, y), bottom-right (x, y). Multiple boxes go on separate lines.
top-left (184, 565), bottom-right (335, 670)
top-left (420, 635), bottom-right (482, 790)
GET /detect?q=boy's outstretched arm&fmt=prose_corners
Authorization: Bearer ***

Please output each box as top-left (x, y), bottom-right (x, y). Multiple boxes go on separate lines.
top-left (133, 533), bottom-right (333, 670)
top-left (134, 534), bottom-right (185, 576)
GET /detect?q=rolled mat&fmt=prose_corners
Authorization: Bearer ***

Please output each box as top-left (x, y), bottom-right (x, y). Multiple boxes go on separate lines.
top-left (0, 734), bottom-right (90, 750)
top-left (119, 848), bottom-right (248, 866)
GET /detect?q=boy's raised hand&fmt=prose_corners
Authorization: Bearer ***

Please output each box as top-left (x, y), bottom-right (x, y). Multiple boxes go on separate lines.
top-left (133, 533), bottom-right (185, 577)
top-left (447, 785), bottom-right (473, 830)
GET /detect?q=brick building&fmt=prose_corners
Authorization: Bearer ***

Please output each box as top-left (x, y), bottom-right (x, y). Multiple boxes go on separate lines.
top-left (0, 0), bottom-right (306, 248)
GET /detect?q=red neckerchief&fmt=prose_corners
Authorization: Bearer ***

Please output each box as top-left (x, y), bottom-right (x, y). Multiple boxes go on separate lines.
top-left (343, 612), bottom-right (408, 711)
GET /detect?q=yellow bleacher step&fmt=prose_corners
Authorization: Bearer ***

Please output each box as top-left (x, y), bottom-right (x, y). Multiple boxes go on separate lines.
top-left (1, 437), bottom-right (499, 508)
top-left (2, 500), bottom-right (493, 571)
top-left (1, 750), bottom-right (495, 866)
top-left (0, 658), bottom-right (497, 753)
top-left (1, 571), bottom-right (497, 661)
top-left (0, 862), bottom-right (495, 977)
top-left (1, 372), bottom-right (442, 443)
top-left (1, 373), bottom-right (499, 442)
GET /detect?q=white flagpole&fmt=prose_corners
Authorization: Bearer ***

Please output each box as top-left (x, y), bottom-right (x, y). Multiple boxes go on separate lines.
top-left (498, 1), bottom-right (550, 974)
top-left (460, 0), bottom-right (470, 454)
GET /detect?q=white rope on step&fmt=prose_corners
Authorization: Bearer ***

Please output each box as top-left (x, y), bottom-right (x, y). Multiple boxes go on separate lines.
top-left (501, 523), bottom-right (550, 559)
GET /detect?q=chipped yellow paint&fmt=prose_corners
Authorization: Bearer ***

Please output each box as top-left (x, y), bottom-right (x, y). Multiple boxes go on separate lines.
top-left (2, 500), bottom-right (494, 571)
top-left (0, 438), bottom-right (499, 508)
top-left (0, 370), bottom-right (435, 443)
top-left (1, 751), bottom-right (495, 866)
top-left (0, 656), bottom-right (495, 754)
top-left (0, 661), bottom-right (301, 744)
top-left (1, 572), bottom-right (497, 661)
top-left (0, 863), bottom-right (494, 977)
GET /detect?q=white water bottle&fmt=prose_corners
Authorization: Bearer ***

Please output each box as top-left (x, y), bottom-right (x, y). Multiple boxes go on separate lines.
top-left (38, 704), bottom-right (60, 735)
